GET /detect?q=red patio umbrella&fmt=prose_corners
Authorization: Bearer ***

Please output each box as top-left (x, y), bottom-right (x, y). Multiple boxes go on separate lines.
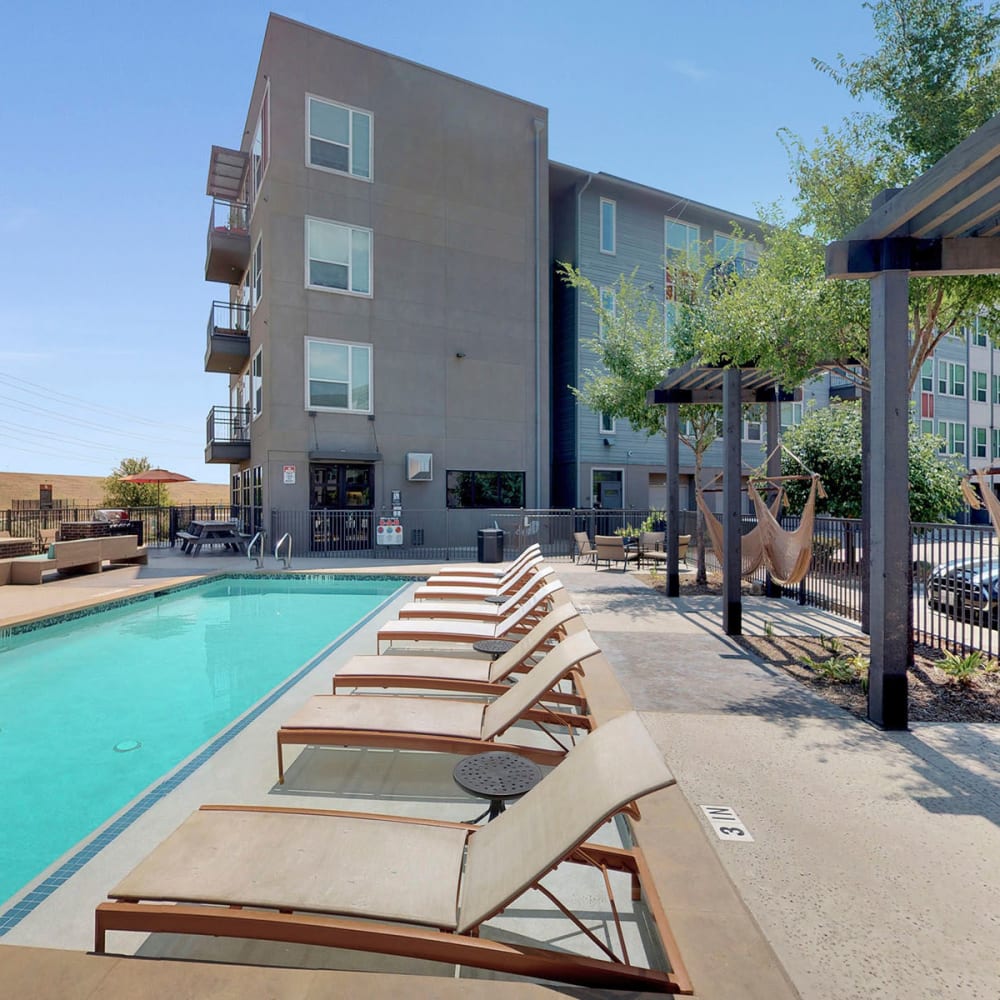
top-left (120, 468), bottom-right (194, 507)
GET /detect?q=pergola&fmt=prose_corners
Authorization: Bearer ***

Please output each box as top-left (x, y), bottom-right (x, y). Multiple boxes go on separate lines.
top-left (647, 360), bottom-right (800, 634)
top-left (826, 111), bottom-right (1000, 730)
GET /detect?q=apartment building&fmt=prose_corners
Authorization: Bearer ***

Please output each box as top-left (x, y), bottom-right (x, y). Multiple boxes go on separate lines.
top-left (203, 14), bottom-right (549, 548)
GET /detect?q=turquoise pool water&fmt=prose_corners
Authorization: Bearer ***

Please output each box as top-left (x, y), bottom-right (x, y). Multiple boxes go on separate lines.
top-left (0, 575), bottom-right (405, 913)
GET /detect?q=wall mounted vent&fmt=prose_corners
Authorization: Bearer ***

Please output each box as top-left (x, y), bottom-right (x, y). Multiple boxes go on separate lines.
top-left (406, 453), bottom-right (433, 481)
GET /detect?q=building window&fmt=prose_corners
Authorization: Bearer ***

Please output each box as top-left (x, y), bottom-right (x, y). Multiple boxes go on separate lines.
top-left (252, 237), bottom-right (263, 309)
top-left (937, 419), bottom-right (965, 455)
top-left (599, 412), bottom-right (615, 434)
top-left (993, 428), bottom-right (1000, 458)
top-left (970, 320), bottom-right (989, 347)
top-left (937, 360), bottom-right (965, 397)
top-left (714, 232), bottom-right (759, 275)
top-left (598, 287), bottom-right (616, 338)
top-left (251, 348), bottom-right (263, 420)
top-left (920, 391), bottom-right (934, 419)
top-left (600, 198), bottom-right (616, 254)
top-left (973, 426), bottom-right (988, 459)
top-left (306, 338), bottom-right (372, 413)
top-left (743, 406), bottom-right (763, 442)
top-left (992, 373), bottom-right (1000, 405)
top-left (446, 471), bottom-right (525, 508)
top-left (250, 88), bottom-right (269, 207)
top-left (780, 402), bottom-right (803, 432)
top-left (920, 359), bottom-right (934, 393)
top-left (306, 218), bottom-right (372, 296)
top-left (973, 370), bottom-right (988, 402)
top-left (665, 218), bottom-right (699, 333)
top-left (921, 418), bottom-right (934, 437)
top-left (307, 95), bottom-right (372, 180)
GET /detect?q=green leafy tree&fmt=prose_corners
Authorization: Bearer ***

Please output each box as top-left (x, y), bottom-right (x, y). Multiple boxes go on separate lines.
top-left (103, 457), bottom-right (165, 508)
top-left (780, 401), bottom-right (964, 522)
top-left (699, 0), bottom-right (1000, 391)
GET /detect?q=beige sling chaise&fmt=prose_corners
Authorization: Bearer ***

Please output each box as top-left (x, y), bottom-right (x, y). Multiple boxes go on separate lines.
top-left (376, 584), bottom-right (565, 651)
top-left (425, 543), bottom-right (541, 582)
top-left (412, 557), bottom-right (549, 600)
top-left (333, 603), bottom-right (587, 708)
top-left (95, 712), bottom-right (691, 994)
top-left (397, 579), bottom-right (563, 623)
top-left (277, 631), bottom-right (600, 780)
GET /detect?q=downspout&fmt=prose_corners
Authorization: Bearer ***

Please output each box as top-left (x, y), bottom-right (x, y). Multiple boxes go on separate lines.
top-left (574, 173), bottom-right (594, 505)
top-left (533, 117), bottom-right (545, 508)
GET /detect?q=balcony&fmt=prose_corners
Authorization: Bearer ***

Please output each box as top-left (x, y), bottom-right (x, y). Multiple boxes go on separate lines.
top-left (205, 198), bottom-right (250, 284)
top-left (205, 406), bottom-right (251, 464)
top-left (829, 379), bottom-right (861, 401)
top-left (205, 301), bottom-right (250, 373)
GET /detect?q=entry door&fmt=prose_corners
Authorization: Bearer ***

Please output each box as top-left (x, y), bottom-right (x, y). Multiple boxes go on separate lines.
top-left (310, 463), bottom-right (374, 552)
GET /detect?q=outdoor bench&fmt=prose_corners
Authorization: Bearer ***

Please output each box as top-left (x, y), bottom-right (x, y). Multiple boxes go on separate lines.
top-left (10, 538), bottom-right (104, 585)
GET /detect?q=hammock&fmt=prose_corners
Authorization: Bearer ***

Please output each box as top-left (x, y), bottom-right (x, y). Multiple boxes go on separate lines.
top-left (696, 487), bottom-right (782, 578)
top-left (748, 474), bottom-right (821, 586)
top-left (961, 468), bottom-right (1000, 543)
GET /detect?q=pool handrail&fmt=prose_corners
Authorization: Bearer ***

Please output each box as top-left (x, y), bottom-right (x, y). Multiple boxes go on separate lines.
top-left (275, 532), bottom-right (292, 569)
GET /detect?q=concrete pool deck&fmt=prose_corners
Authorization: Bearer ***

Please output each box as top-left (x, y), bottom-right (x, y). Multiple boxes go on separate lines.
top-left (1, 549), bottom-right (998, 998)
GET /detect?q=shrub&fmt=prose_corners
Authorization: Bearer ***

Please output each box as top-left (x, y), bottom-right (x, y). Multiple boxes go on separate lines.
top-left (938, 650), bottom-right (987, 686)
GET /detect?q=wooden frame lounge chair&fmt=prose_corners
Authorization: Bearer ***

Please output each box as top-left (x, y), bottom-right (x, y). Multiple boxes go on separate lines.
top-left (413, 556), bottom-right (548, 599)
top-left (398, 579), bottom-right (562, 622)
top-left (95, 712), bottom-right (691, 994)
top-left (277, 631), bottom-right (601, 779)
top-left (377, 585), bottom-right (567, 651)
top-left (333, 604), bottom-right (587, 707)
top-left (428, 544), bottom-right (541, 581)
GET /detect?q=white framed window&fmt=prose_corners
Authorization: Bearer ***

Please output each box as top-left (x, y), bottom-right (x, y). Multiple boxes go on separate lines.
top-left (993, 373), bottom-right (1000, 404)
top-left (306, 338), bottom-right (372, 413)
top-left (937, 360), bottom-right (965, 397)
top-left (971, 321), bottom-right (989, 347)
top-left (937, 419), bottom-right (965, 455)
top-left (250, 86), bottom-right (269, 208)
top-left (306, 218), bottom-right (372, 296)
top-left (993, 428), bottom-right (1000, 458)
top-left (598, 287), bottom-right (616, 338)
top-left (920, 359), bottom-right (934, 393)
top-left (251, 348), bottom-right (263, 420)
top-left (306, 95), bottom-right (372, 181)
top-left (780, 401), bottom-right (803, 432)
top-left (742, 407), bottom-right (763, 442)
top-left (973, 426), bottom-right (988, 458)
top-left (252, 237), bottom-right (263, 309)
top-left (921, 418), bottom-right (934, 437)
top-left (714, 232), bottom-right (759, 273)
top-left (973, 370), bottom-right (988, 402)
top-left (599, 198), bottom-right (616, 254)
top-left (599, 412), bottom-right (615, 434)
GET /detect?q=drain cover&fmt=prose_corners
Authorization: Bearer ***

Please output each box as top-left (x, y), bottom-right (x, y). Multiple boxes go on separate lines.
top-left (113, 739), bottom-right (142, 753)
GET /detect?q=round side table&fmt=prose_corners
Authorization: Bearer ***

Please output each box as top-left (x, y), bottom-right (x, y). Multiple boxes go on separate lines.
top-left (453, 751), bottom-right (543, 822)
top-left (483, 594), bottom-right (507, 604)
top-left (472, 638), bottom-right (516, 660)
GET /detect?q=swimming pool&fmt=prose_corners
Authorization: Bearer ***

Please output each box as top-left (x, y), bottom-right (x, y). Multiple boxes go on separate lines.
top-left (0, 574), bottom-right (407, 922)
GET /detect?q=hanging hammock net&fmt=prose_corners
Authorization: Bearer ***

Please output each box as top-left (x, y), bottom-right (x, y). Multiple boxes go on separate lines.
top-left (961, 467), bottom-right (1000, 543)
top-left (696, 486), bottom-right (782, 578)
top-left (748, 474), bottom-right (823, 586)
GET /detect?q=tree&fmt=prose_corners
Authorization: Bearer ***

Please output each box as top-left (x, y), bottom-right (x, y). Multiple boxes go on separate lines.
top-left (103, 457), bottom-right (165, 508)
top-left (557, 262), bottom-right (728, 583)
top-left (779, 401), bottom-right (964, 522)
top-left (699, 0), bottom-right (1000, 392)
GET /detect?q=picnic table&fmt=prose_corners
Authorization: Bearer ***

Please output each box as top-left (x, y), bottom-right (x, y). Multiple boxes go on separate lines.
top-left (177, 520), bottom-right (247, 556)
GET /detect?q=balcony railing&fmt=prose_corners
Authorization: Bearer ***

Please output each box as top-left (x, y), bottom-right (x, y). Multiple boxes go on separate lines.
top-left (205, 198), bottom-right (250, 284)
top-left (205, 405), bottom-right (250, 464)
top-left (204, 301), bottom-right (251, 373)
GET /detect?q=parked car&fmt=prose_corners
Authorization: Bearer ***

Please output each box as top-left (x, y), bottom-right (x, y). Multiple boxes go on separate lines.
top-left (926, 558), bottom-right (1000, 625)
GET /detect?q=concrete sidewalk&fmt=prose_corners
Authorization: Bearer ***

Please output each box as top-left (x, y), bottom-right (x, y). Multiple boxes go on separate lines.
top-left (1, 551), bottom-right (997, 998)
top-left (556, 562), bottom-right (1000, 1000)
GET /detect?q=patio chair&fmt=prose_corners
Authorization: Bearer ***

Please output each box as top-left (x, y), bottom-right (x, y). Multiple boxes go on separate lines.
top-left (413, 556), bottom-right (548, 599)
top-left (573, 531), bottom-right (597, 564)
top-left (429, 543), bottom-right (541, 580)
top-left (333, 603), bottom-right (586, 707)
top-left (594, 535), bottom-right (639, 572)
top-left (277, 630), bottom-right (601, 778)
top-left (95, 712), bottom-right (689, 994)
top-left (398, 578), bottom-right (562, 622)
top-left (377, 582), bottom-right (567, 651)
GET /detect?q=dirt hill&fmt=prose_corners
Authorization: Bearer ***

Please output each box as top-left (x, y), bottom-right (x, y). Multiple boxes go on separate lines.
top-left (0, 472), bottom-right (229, 509)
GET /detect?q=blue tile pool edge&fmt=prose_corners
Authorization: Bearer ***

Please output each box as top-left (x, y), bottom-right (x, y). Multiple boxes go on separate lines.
top-left (0, 578), bottom-right (413, 935)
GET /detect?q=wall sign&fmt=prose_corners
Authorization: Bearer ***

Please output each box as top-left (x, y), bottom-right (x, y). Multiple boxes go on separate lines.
top-left (377, 517), bottom-right (403, 545)
top-left (283, 465), bottom-right (296, 484)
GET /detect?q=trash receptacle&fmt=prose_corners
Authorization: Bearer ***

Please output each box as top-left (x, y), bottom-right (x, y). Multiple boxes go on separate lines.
top-left (477, 527), bottom-right (504, 563)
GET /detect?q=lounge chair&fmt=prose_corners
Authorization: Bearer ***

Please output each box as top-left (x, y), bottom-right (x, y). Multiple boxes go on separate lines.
top-left (377, 583), bottom-right (566, 651)
top-left (398, 578), bottom-right (562, 622)
top-left (333, 603), bottom-right (586, 706)
top-left (594, 535), bottom-right (639, 572)
top-left (428, 543), bottom-right (541, 581)
top-left (574, 531), bottom-right (597, 564)
top-left (95, 712), bottom-right (690, 994)
top-left (277, 630), bottom-right (600, 779)
top-left (413, 556), bottom-right (548, 599)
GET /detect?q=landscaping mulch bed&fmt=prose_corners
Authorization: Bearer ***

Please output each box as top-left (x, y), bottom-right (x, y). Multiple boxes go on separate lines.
top-left (638, 570), bottom-right (1000, 723)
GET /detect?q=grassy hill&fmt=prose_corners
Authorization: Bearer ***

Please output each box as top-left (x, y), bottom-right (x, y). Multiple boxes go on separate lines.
top-left (0, 472), bottom-right (229, 509)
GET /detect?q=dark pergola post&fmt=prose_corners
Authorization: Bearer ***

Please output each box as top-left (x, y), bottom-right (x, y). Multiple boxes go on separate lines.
top-left (868, 270), bottom-right (910, 729)
top-left (722, 368), bottom-right (742, 634)
top-left (666, 403), bottom-right (680, 597)
top-left (764, 398), bottom-right (781, 599)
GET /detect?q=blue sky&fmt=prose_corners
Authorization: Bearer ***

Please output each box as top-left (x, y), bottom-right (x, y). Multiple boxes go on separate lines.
top-left (1, 1), bottom-right (878, 484)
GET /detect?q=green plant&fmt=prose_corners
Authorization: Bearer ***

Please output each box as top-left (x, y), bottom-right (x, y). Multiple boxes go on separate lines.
top-left (763, 620), bottom-right (774, 638)
top-left (938, 650), bottom-right (986, 686)
top-left (639, 511), bottom-right (667, 533)
top-left (819, 635), bottom-right (843, 655)
top-left (801, 651), bottom-right (869, 690)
